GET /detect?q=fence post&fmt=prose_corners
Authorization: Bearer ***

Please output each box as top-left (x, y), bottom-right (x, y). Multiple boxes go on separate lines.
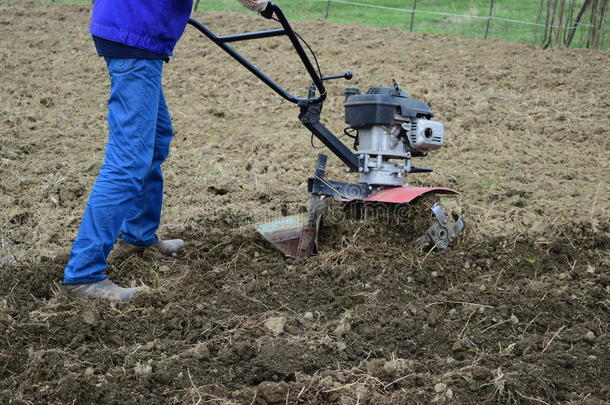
top-left (409, 0), bottom-right (417, 32)
top-left (324, 0), bottom-right (331, 19)
top-left (484, 0), bottom-right (495, 39)
top-left (599, 3), bottom-right (610, 49)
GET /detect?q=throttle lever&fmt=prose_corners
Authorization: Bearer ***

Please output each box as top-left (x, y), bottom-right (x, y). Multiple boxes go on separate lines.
top-left (322, 71), bottom-right (353, 81)
top-left (307, 72), bottom-right (352, 98)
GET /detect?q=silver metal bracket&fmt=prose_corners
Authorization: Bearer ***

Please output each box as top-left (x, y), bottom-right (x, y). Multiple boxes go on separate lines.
top-left (415, 203), bottom-right (464, 250)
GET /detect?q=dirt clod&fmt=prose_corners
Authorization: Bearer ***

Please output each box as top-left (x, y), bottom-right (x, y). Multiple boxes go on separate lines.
top-left (472, 366), bottom-right (492, 382)
top-left (584, 330), bottom-right (596, 342)
top-left (264, 316), bottom-right (286, 336)
top-left (434, 382), bottom-right (448, 393)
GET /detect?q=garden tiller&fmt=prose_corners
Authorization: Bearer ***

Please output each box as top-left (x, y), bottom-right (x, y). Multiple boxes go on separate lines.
top-left (188, 3), bottom-right (463, 257)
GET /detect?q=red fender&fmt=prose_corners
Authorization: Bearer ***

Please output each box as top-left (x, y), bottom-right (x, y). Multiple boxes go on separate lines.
top-left (363, 186), bottom-right (459, 204)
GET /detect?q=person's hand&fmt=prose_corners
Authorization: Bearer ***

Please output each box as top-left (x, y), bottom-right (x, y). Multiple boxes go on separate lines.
top-left (238, 0), bottom-right (269, 12)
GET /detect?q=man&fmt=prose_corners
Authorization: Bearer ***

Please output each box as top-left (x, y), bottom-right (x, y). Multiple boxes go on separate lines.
top-left (62, 0), bottom-right (269, 302)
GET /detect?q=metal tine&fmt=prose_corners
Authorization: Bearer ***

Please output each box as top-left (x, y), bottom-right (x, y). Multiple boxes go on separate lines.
top-left (431, 203), bottom-right (448, 223)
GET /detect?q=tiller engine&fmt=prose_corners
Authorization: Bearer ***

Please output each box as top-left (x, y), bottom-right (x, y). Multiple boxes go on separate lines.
top-left (188, 2), bottom-right (463, 257)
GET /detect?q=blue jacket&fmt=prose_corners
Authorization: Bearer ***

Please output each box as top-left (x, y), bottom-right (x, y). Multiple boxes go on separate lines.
top-left (90, 0), bottom-right (193, 56)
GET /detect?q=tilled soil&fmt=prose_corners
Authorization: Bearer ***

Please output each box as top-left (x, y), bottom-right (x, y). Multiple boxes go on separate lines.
top-left (1, 1), bottom-right (609, 404)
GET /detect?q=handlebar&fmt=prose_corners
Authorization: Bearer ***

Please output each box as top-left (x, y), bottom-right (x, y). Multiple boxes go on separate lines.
top-left (187, 2), bottom-right (350, 105)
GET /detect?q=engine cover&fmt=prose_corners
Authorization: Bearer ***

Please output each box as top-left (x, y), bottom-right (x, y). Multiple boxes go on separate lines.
top-left (344, 86), bottom-right (433, 129)
top-left (406, 119), bottom-right (444, 152)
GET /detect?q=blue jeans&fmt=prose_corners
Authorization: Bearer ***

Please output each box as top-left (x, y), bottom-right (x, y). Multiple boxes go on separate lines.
top-left (63, 58), bottom-right (172, 284)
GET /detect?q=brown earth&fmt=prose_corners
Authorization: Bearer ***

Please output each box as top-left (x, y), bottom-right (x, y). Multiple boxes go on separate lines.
top-left (1, 1), bottom-right (609, 404)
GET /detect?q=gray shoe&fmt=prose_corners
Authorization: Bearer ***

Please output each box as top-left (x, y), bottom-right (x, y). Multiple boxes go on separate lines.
top-left (116, 238), bottom-right (185, 255)
top-left (152, 239), bottom-right (185, 255)
top-left (62, 278), bottom-right (146, 302)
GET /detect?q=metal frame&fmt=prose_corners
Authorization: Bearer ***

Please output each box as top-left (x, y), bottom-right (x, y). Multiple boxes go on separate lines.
top-left (188, 3), bottom-right (325, 105)
top-left (306, 153), bottom-right (371, 200)
top-left (187, 2), bottom-right (361, 172)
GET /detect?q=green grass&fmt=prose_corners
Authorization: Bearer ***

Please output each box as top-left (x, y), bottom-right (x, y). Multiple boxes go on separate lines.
top-left (198, 0), bottom-right (539, 44)
top-left (197, 0), bottom-right (608, 49)
top-left (39, 0), bottom-right (609, 49)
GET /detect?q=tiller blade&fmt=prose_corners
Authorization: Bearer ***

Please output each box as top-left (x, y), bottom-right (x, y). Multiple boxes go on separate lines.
top-left (255, 194), bottom-right (327, 258)
top-left (415, 203), bottom-right (465, 251)
top-left (364, 187), bottom-right (464, 251)
top-left (255, 154), bottom-right (464, 257)
top-left (255, 155), bottom-right (330, 258)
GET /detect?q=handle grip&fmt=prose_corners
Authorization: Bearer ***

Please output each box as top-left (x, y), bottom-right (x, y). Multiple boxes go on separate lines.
top-left (261, 3), bottom-right (274, 19)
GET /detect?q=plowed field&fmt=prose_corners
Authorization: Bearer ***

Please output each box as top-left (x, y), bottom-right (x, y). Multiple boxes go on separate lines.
top-left (1, 1), bottom-right (609, 404)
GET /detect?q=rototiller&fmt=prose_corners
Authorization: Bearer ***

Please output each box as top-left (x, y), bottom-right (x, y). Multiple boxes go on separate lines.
top-left (188, 3), bottom-right (463, 257)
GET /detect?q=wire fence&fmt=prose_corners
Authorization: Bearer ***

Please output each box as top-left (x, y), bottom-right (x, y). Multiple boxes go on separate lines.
top-left (315, 0), bottom-right (610, 49)
top-left (42, 0), bottom-right (610, 49)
